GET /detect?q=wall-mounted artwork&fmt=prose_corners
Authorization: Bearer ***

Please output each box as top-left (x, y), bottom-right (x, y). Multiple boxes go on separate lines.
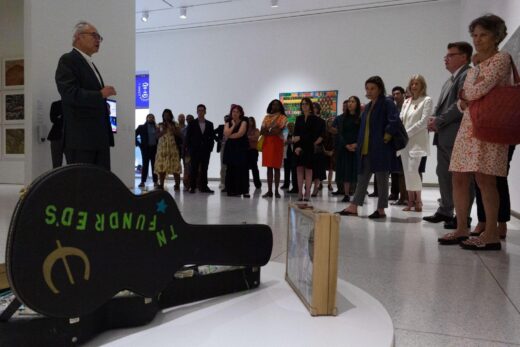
top-left (4, 127), bottom-right (25, 157)
top-left (2, 58), bottom-right (24, 88)
top-left (279, 90), bottom-right (338, 123)
top-left (2, 91), bottom-right (24, 122)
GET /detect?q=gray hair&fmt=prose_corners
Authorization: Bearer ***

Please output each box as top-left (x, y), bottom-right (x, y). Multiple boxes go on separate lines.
top-left (72, 21), bottom-right (93, 44)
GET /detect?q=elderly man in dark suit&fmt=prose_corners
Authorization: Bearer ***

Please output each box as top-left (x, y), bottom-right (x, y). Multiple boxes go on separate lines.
top-left (186, 104), bottom-right (215, 193)
top-left (424, 42), bottom-right (473, 227)
top-left (55, 21), bottom-right (117, 171)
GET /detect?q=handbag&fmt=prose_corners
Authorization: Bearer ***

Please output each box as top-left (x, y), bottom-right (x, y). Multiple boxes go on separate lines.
top-left (257, 135), bottom-right (264, 152)
top-left (391, 117), bottom-right (409, 151)
top-left (469, 56), bottom-right (520, 144)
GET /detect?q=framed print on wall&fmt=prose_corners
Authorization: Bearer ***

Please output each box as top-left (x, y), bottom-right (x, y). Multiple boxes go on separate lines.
top-left (2, 58), bottom-right (24, 89)
top-left (2, 91), bottom-right (24, 123)
top-left (3, 126), bottom-right (25, 158)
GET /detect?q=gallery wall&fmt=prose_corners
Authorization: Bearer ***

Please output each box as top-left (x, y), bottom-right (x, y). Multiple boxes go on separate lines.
top-left (136, 0), bottom-right (461, 184)
top-left (0, 0), bottom-right (25, 184)
top-left (23, 0), bottom-right (136, 186)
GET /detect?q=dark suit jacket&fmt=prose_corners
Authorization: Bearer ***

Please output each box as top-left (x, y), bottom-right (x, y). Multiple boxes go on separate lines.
top-left (214, 123), bottom-right (225, 153)
top-left (55, 49), bottom-right (114, 151)
top-left (135, 122), bottom-right (158, 149)
top-left (433, 64), bottom-right (470, 148)
top-left (47, 100), bottom-right (64, 141)
top-left (186, 118), bottom-right (215, 157)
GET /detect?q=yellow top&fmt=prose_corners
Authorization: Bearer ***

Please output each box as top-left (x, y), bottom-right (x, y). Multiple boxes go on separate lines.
top-left (361, 109), bottom-right (372, 155)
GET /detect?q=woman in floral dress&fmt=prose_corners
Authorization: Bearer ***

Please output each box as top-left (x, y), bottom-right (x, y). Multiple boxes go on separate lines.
top-left (439, 14), bottom-right (512, 250)
top-left (154, 109), bottom-right (181, 190)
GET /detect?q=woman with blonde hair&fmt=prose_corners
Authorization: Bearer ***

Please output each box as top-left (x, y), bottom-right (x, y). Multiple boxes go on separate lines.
top-left (397, 74), bottom-right (433, 212)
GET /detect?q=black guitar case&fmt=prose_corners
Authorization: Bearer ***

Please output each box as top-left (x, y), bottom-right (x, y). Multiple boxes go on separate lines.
top-left (1, 165), bottom-right (272, 346)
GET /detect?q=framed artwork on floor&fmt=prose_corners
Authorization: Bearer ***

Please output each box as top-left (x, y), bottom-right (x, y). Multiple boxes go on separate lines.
top-left (2, 58), bottom-right (24, 89)
top-left (3, 126), bottom-right (25, 158)
top-left (2, 91), bottom-right (24, 123)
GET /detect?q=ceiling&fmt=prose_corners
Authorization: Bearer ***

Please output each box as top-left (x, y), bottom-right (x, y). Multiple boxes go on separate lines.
top-left (135, 0), bottom-right (446, 33)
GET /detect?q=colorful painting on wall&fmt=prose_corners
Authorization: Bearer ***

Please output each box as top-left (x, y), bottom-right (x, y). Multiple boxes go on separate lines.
top-left (279, 90), bottom-right (338, 123)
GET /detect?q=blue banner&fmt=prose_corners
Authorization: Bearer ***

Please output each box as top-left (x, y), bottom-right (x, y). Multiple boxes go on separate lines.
top-left (136, 74), bottom-right (149, 109)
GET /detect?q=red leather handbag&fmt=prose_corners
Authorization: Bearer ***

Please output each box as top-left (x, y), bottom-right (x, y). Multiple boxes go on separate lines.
top-left (469, 56), bottom-right (520, 144)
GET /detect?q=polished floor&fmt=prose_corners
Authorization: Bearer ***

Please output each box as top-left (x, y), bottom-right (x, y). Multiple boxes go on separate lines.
top-left (1, 180), bottom-right (520, 346)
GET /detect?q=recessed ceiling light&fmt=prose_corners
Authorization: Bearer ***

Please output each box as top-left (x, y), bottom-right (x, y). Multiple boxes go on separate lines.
top-left (180, 7), bottom-right (187, 19)
top-left (141, 11), bottom-right (149, 22)
top-left (271, 0), bottom-right (279, 8)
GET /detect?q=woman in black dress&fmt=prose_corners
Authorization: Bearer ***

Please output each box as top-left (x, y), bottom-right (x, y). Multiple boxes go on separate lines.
top-left (223, 105), bottom-right (250, 197)
top-left (293, 97), bottom-right (325, 201)
top-left (334, 96), bottom-right (361, 202)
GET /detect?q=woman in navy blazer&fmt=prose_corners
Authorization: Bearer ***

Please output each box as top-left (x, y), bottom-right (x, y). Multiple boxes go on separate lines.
top-left (337, 76), bottom-right (400, 218)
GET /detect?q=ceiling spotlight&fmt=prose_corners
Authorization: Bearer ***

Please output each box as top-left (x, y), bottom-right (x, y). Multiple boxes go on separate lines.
top-left (271, 0), bottom-right (279, 8)
top-left (179, 7), bottom-right (187, 19)
top-left (141, 11), bottom-right (149, 22)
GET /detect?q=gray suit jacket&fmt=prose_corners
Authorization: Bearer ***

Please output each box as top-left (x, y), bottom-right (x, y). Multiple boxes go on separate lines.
top-left (433, 64), bottom-right (470, 148)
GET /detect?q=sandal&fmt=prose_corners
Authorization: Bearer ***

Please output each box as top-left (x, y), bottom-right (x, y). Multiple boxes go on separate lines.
top-left (460, 238), bottom-right (501, 251)
top-left (437, 232), bottom-right (468, 245)
top-left (415, 202), bottom-right (423, 212)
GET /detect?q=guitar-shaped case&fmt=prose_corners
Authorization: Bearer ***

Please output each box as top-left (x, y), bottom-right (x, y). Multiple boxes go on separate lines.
top-left (5, 165), bottom-right (272, 319)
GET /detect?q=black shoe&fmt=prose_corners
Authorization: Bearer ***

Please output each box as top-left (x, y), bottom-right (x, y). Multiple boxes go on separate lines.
top-left (280, 185), bottom-right (290, 190)
top-left (138, 182), bottom-right (145, 188)
top-left (331, 190), bottom-right (344, 196)
top-left (368, 192), bottom-right (378, 197)
top-left (368, 211), bottom-right (386, 219)
top-left (391, 199), bottom-right (407, 206)
top-left (388, 194), bottom-right (398, 201)
top-left (341, 195), bottom-right (350, 202)
top-left (189, 188), bottom-right (196, 194)
top-left (288, 188), bottom-right (299, 194)
top-left (201, 188), bottom-right (214, 193)
top-left (422, 213), bottom-right (452, 223)
top-left (444, 216), bottom-right (472, 230)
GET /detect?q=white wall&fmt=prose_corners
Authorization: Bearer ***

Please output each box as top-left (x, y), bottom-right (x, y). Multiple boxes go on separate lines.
top-left (0, 0), bottom-right (25, 184)
top-left (137, 0), bottom-right (462, 182)
top-left (23, 0), bottom-right (135, 186)
top-left (460, 0), bottom-right (520, 214)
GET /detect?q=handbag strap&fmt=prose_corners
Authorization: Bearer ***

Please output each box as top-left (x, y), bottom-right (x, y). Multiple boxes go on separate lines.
top-left (510, 56), bottom-right (520, 84)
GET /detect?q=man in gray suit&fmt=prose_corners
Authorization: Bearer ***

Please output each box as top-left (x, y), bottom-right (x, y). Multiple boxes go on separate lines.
top-left (423, 42), bottom-right (473, 224)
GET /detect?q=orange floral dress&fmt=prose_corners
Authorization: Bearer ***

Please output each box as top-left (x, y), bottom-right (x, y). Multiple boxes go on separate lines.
top-left (261, 114), bottom-right (287, 168)
top-left (449, 52), bottom-right (512, 177)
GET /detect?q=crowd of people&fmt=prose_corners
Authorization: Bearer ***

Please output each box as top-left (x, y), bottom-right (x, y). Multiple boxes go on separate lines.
top-left (135, 14), bottom-right (515, 251)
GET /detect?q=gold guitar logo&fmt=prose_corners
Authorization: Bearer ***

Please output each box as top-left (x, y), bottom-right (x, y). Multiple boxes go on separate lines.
top-left (43, 240), bottom-right (91, 294)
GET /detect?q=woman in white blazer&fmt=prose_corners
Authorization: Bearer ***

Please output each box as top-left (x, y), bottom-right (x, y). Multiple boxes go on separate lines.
top-left (397, 75), bottom-right (433, 212)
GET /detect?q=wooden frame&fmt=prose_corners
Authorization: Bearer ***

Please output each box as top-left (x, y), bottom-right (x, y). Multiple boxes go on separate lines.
top-left (2, 125), bottom-right (25, 158)
top-left (285, 203), bottom-right (339, 316)
top-left (1, 91), bottom-right (24, 123)
top-left (2, 58), bottom-right (24, 89)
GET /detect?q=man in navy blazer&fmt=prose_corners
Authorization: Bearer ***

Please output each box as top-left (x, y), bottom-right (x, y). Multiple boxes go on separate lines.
top-left (55, 21), bottom-right (117, 171)
top-left (185, 104), bottom-right (215, 193)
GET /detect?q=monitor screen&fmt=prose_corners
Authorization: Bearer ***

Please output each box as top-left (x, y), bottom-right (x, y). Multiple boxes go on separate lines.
top-left (107, 99), bottom-right (117, 133)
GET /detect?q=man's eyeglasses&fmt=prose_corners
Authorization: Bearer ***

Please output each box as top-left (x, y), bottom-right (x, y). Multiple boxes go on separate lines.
top-left (444, 53), bottom-right (463, 59)
top-left (81, 32), bottom-right (103, 42)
